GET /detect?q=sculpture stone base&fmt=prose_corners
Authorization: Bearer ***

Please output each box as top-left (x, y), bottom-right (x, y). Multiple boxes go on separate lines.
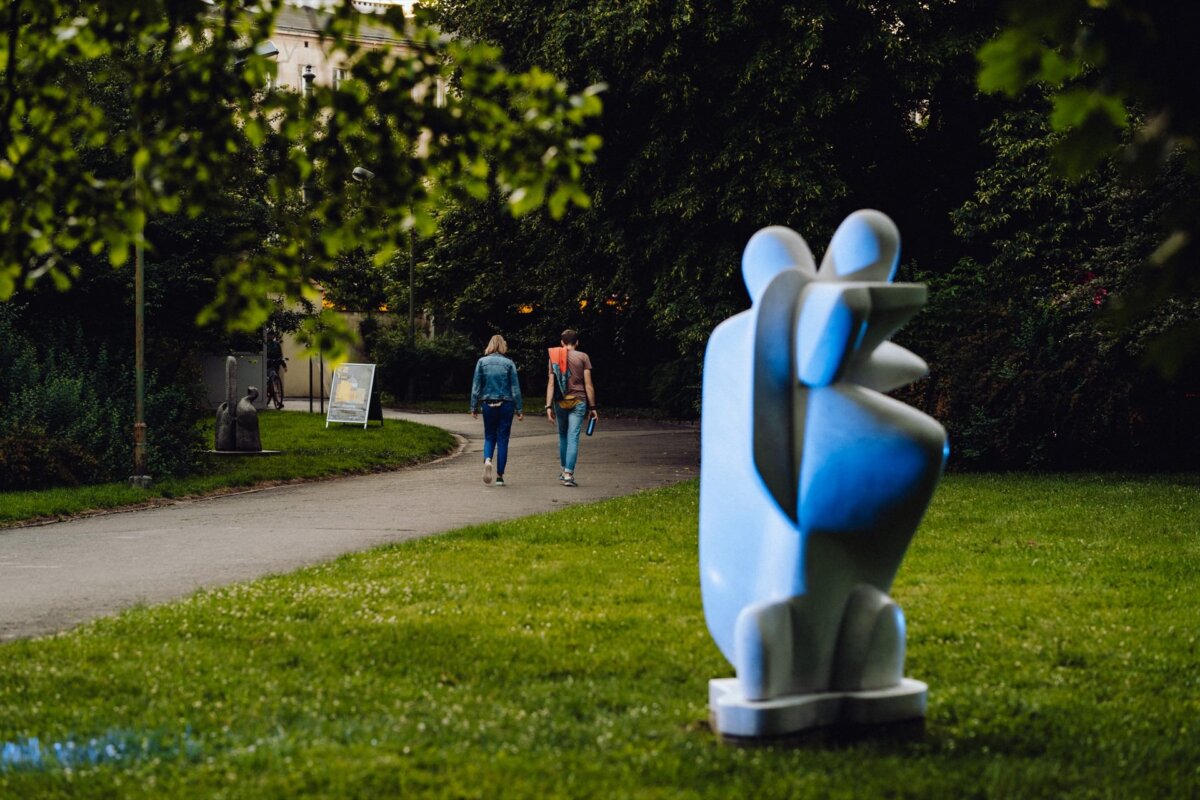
top-left (709, 677), bottom-right (927, 741)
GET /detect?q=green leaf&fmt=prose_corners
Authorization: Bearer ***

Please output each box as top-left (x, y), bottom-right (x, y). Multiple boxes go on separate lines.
top-left (49, 266), bottom-right (72, 291)
top-left (109, 244), bottom-right (130, 268)
top-left (977, 30), bottom-right (1042, 96)
top-left (547, 185), bottom-right (571, 219)
top-left (1038, 50), bottom-right (1081, 85)
top-left (372, 242), bottom-right (398, 268)
top-left (243, 119), bottom-right (265, 149)
top-left (507, 184), bottom-right (545, 216)
top-left (132, 147), bottom-right (151, 174)
top-left (1049, 88), bottom-right (1126, 132)
top-left (0, 266), bottom-right (15, 301)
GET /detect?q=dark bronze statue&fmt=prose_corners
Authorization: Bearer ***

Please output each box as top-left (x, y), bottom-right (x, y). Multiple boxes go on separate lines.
top-left (235, 387), bottom-right (262, 451)
top-left (215, 356), bottom-right (238, 451)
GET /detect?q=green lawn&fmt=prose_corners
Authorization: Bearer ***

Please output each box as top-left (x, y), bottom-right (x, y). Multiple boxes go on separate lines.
top-left (1, 474), bottom-right (1198, 798)
top-left (0, 412), bottom-right (455, 527)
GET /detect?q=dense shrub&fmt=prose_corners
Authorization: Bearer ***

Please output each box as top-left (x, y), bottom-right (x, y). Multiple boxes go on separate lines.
top-left (649, 357), bottom-right (702, 419)
top-left (895, 112), bottom-right (1200, 470)
top-left (0, 306), bottom-right (205, 489)
top-left (142, 369), bottom-right (208, 479)
top-left (363, 320), bottom-right (476, 402)
top-left (0, 426), bottom-right (102, 489)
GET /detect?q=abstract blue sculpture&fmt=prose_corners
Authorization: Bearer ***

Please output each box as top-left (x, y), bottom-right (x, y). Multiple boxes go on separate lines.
top-left (700, 210), bottom-right (948, 740)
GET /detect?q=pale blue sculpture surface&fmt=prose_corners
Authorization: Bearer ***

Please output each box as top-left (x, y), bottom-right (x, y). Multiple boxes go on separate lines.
top-left (700, 210), bottom-right (948, 739)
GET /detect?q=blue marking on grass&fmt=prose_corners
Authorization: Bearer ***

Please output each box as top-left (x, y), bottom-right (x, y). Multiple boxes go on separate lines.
top-left (1, 729), bottom-right (201, 771)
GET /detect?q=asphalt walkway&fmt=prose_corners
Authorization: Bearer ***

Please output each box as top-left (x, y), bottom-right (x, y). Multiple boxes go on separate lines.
top-left (0, 405), bottom-right (698, 642)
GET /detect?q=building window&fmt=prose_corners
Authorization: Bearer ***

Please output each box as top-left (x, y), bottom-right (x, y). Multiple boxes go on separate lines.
top-left (334, 68), bottom-right (348, 90)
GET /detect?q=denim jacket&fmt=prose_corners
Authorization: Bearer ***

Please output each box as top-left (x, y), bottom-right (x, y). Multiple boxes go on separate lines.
top-left (470, 354), bottom-right (523, 413)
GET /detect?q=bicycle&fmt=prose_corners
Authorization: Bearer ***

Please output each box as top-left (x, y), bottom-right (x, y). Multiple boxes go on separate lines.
top-left (266, 358), bottom-right (287, 410)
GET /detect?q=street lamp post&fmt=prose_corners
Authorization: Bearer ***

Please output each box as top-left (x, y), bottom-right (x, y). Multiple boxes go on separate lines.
top-left (302, 65), bottom-right (316, 204)
top-left (301, 65), bottom-right (327, 416)
top-left (407, 232), bottom-right (415, 346)
top-left (130, 151), bottom-right (150, 487)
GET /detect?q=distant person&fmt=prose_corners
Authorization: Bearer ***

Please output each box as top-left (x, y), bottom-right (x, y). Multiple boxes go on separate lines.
top-left (264, 329), bottom-right (288, 409)
top-left (470, 334), bottom-right (524, 486)
top-left (265, 329), bottom-right (286, 376)
top-left (545, 328), bottom-right (598, 487)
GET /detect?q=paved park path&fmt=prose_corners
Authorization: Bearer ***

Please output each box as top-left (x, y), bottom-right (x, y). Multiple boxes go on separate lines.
top-left (0, 406), bottom-right (698, 642)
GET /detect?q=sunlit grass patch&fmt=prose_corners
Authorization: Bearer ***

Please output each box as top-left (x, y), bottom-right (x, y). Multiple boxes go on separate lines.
top-left (1, 475), bottom-right (1198, 798)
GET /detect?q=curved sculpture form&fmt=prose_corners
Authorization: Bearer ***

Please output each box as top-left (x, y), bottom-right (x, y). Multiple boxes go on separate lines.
top-left (700, 210), bottom-right (948, 739)
top-left (235, 388), bottom-right (263, 452)
top-left (215, 355), bottom-right (238, 452)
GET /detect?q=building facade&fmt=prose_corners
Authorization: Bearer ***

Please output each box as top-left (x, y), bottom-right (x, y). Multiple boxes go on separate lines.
top-left (268, 2), bottom-right (414, 93)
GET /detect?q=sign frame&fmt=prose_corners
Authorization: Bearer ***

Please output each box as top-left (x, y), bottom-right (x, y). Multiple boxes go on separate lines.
top-left (325, 363), bottom-right (378, 429)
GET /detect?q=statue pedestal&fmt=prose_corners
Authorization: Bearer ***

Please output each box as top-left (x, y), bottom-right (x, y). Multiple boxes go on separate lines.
top-left (709, 677), bottom-right (927, 740)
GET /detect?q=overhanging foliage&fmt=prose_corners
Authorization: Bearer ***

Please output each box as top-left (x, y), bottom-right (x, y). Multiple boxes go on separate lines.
top-left (0, 0), bottom-right (604, 357)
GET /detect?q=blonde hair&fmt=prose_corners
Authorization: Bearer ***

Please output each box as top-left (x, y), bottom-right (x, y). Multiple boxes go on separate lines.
top-left (484, 335), bottom-right (508, 355)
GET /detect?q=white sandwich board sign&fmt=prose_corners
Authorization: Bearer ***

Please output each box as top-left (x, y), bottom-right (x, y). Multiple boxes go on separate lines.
top-left (326, 363), bottom-right (377, 428)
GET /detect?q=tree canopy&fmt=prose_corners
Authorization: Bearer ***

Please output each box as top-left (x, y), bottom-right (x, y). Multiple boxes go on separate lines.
top-left (424, 0), bottom-right (999, 394)
top-left (0, 0), bottom-right (603, 355)
top-left (424, 0), bottom-right (1197, 467)
top-left (2, 0), bottom-right (1195, 472)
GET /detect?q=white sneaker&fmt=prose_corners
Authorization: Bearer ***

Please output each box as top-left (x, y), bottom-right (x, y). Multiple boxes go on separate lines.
top-left (484, 459), bottom-right (494, 485)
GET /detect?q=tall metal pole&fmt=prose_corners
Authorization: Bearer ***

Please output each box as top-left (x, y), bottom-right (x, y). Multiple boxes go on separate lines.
top-left (130, 116), bottom-right (150, 487)
top-left (132, 203), bottom-right (148, 482)
top-left (302, 66), bottom-right (316, 205)
top-left (406, 232), bottom-right (415, 404)
top-left (408, 232), bottom-right (415, 345)
top-left (303, 65), bottom-right (323, 418)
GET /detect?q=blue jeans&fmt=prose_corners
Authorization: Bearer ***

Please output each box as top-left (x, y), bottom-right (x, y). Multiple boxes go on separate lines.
top-left (556, 402), bottom-right (588, 473)
top-left (482, 401), bottom-right (516, 474)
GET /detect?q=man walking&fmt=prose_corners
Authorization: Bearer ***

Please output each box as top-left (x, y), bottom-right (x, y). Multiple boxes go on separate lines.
top-left (545, 329), bottom-right (598, 487)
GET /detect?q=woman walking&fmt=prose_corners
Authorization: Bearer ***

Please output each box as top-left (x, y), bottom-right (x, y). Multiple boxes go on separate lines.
top-left (470, 335), bottom-right (524, 486)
